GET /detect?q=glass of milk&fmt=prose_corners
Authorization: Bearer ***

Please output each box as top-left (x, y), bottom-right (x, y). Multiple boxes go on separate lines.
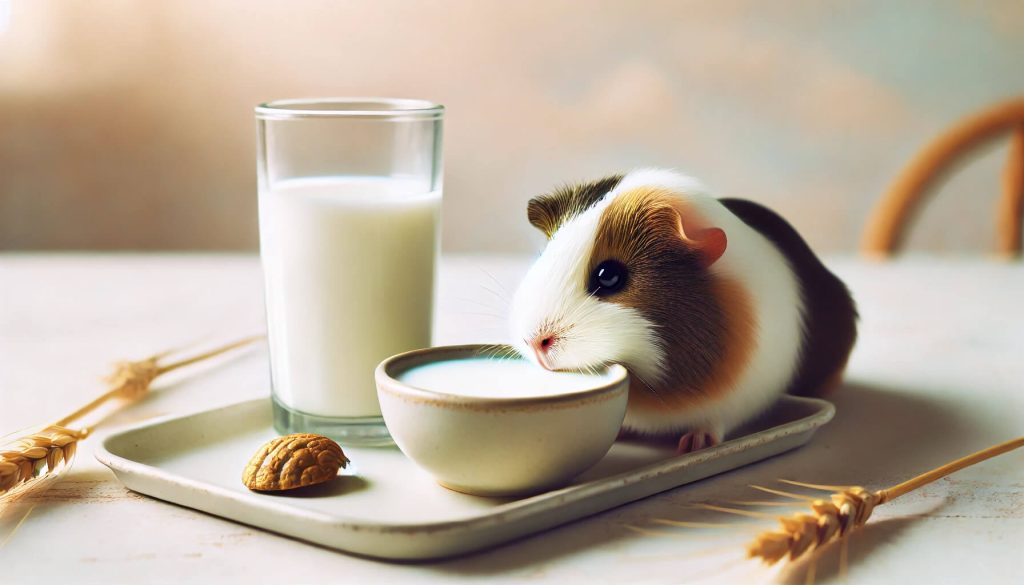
top-left (255, 98), bottom-right (443, 446)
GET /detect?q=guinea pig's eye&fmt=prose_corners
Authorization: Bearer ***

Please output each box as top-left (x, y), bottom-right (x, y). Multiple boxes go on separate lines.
top-left (589, 260), bottom-right (628, 296)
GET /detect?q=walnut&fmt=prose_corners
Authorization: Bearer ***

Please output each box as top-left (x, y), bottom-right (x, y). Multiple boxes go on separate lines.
top-left (242, 433), bottom-right (349, 491)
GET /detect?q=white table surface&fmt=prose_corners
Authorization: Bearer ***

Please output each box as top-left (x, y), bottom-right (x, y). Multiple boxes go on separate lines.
top-left (0, 254), bottom-right (1022, 584)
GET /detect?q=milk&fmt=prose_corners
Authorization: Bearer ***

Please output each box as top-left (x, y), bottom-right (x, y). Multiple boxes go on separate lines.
top-left (259, 176), bottom-right (441, 417)
top-left (398, 358), bottom-right (616, 398)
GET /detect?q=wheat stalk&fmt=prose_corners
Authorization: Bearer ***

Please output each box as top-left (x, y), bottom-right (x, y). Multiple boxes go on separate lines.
top-left (744, 435), bottom-right (1024, 565)
top-left (0, 336), bottom-right (262, 503)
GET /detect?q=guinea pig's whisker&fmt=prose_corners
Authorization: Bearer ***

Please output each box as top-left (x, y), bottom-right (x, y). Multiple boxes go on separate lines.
top-left (562, 305), bottom-right (598, 330)
top-left (562, 289), bottom-right (601, 325)
top-left (629, 370), bottom-right (669, 406)
top-left (477, 284), bottom-right (511, 306)
top-left (455, 295), bottom-right (508, 313)
top-left (495, 345), bottom-right (520, 360)
top-left (501, 346), bottom-right (523, 360)
top-left (560, 297), bottom-right (590, 324)
top-left (455, 311), bottom-right (505, 320)
top-left (575, 298), bottom-right (612, 327)
top-left (571, 360), bottom-right (595, 377)
top-left (586, 361), bottom-right (608, 377)
top-left (478, 268), bottom-right (512, 295)
top-left (476, 344), bottom-right (502, 359)
top-left (476, 269), bottom-right (513, 305)
top-left (549, 285), bottom-right (595, 327)
top-left (478, 344), bottom-right (519, 361)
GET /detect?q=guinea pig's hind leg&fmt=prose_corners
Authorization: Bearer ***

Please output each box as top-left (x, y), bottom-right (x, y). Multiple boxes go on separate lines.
top-left (676, 429), bottom-right (720, 454)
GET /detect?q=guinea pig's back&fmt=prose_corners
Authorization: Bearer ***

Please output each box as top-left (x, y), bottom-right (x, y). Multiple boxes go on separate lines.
top-left (720, 198), bottom-right (858, 397)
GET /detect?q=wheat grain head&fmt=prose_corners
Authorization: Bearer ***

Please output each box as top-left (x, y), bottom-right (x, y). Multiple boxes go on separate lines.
top-left (745, 487), bottom-right (878, 565)
top-left (0, 426), bottom-right (86, 501)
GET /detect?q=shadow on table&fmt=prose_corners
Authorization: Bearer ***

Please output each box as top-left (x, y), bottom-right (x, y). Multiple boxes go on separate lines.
top-left (416, 380), bottom-right (971, 576)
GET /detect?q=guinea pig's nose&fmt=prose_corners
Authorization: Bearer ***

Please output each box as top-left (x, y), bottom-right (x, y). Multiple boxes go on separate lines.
top-left (530, 334), bottom-right (556, 370)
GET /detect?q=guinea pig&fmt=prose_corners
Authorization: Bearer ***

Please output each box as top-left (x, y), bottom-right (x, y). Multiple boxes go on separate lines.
top-left (509, 169), bottom-right (857, 452)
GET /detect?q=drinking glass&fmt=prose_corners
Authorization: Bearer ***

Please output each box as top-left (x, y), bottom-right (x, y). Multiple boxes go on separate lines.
top-left (255, 98), bottom-right (444, 446)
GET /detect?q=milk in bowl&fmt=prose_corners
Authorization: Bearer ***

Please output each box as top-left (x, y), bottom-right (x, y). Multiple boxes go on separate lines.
top-left (398, 357), bottom-right (619, 398)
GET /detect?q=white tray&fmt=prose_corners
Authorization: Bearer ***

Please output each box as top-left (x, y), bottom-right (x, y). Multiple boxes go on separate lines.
top-left (96, 395), bottom-right (833, 561)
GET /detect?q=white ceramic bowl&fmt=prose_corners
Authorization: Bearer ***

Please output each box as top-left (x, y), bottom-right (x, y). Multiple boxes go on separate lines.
top-left (375, 345), bottom-right (629, 497)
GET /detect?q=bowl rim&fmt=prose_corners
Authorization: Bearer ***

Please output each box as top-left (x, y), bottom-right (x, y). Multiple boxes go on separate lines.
top-left (375, 344), bottom-right (629, 409)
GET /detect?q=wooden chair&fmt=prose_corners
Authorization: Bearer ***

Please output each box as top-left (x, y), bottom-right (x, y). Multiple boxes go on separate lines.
top-left (861, 98), bottom-right (1024, 259)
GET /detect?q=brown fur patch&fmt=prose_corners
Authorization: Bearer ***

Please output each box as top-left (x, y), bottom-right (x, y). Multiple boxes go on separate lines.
top-left (589, 188), bottom-right (758, 415)
top-left (527, 175), bottom-right (623, 238)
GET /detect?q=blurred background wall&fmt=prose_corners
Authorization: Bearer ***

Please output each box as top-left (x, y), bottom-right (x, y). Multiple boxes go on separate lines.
top-left (1, 0), bottom-right (1022, 253)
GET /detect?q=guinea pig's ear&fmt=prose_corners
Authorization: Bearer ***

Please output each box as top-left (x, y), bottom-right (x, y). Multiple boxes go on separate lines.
top-left (527, 175), bottom-right (626, 239)
top-left (677, 213), bottom-right (727, 268)
top-left (527, 196), bottom-right (560, 238)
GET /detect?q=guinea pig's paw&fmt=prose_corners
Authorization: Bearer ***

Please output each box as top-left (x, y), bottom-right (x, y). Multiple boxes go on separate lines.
top-left (675, 429), bottom-right (720, 454)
